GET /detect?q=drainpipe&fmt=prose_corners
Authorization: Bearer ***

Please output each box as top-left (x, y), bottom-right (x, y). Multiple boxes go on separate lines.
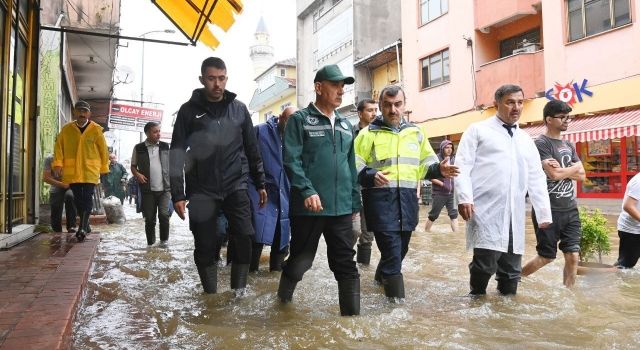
top-left (395, 41), bottom-right (402, 86)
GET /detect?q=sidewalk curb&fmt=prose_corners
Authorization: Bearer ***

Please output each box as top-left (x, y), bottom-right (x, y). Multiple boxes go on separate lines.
top-left (0, 233), bottom-right (100, 350)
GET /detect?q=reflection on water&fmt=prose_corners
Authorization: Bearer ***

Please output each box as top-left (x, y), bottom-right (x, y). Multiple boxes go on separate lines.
top-left (73, 205), bottom-right (640, 349)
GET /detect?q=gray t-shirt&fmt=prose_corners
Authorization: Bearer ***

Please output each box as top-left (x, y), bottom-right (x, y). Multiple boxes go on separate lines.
top-left (535, 134), bottom-right (580, 211)
top-left (43, 156), bottom-right (64, 194)
top-left (618, 173), bottom-right (640, 234)
top-left (131, 141), bottom-right (163, 191)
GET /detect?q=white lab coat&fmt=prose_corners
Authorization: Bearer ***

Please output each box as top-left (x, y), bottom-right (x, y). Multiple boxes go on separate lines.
top-left (455, 116), bottom-right (552, 254)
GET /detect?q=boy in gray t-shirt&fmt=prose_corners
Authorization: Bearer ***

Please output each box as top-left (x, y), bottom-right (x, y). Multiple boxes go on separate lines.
top-left (522, 100), bottom-right (586, 288)
top-left (615, 173), bottom-right (640, 268)
top-left (43, 155), bottom-right (76, 232)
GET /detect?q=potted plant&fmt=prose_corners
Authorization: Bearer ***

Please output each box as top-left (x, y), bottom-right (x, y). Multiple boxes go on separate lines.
top-left (577, 207), bottom-right (617, 274)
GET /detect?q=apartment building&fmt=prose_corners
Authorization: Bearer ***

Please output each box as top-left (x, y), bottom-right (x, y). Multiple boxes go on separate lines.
top-left (297, 0), bottom-right (401, 120)
top-left (402, 0), bottom-right (640, 199)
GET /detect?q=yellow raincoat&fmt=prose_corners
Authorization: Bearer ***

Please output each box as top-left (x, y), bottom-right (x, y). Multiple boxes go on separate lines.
top-left (52, 121), bottom-right (109, 184)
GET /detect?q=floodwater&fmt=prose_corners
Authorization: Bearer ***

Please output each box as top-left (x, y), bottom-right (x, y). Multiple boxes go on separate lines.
top-left (73, 203), bottom-right (640, 349)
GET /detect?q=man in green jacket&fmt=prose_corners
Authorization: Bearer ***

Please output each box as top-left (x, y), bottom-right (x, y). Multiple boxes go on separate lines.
top-left (277, 64), bottom-right (361, 316)
top-left (101, 153), bottom-right (128, 204)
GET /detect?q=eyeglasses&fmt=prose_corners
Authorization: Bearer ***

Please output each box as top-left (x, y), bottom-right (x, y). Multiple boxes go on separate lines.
top-left (551, 115), bottom-right (574, 122)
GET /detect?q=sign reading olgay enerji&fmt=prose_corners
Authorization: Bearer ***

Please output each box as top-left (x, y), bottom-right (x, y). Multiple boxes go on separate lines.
top-left (108, 103), bottom-right (164, 132)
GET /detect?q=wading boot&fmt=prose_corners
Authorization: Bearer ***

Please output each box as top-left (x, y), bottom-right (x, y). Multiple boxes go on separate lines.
top-left (497, 279), bottom-right (518, 296)
top-left (469, 272), bottom-right (491, 296)
top-left (231, 263), bottom-right (250, 297)
top-left (269, 253), bottom-right (286, 272)
top-left (249, 244), bottom-right (263, 272)
top-left (356, 245), bottom-right (372, 265)
top-left (374, 265), bottom-right (383, 285)
top-left (277, 273), bottom-right (298, 303)
top-left (75, 211), bottom-right (88, 242)
top-left (383, 274), bottom-right (405, 302)
top-left (197, 264), bottom-right (218, 294)
top-left (338, 278), bottom-right (361, 316)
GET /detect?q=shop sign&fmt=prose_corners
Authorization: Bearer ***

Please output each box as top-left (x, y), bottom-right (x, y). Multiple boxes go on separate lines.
top-left (108, 103), bottom-right (164, 133)
top-left (545, 79), bottom-right (593, 106)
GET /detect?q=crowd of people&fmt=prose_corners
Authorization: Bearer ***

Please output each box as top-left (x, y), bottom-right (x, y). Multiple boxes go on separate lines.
top-left (47, 57), bottom-right (640, 317)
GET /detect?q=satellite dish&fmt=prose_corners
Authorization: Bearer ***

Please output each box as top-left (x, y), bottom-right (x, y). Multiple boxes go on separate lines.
top-left (115, 65), bottom-right (135, 85)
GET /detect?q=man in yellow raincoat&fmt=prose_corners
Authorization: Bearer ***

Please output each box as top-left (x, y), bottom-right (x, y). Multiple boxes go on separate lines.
top-left (53, 100), bottom-right (109, 241)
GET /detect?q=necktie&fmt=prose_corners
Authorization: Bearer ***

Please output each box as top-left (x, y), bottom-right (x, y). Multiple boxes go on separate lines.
top-left (502, 123), bottom-right (516, 137)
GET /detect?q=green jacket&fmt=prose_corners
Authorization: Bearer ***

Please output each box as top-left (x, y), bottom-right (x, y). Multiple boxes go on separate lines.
top-left (283, 103), bottom-right (360, 216)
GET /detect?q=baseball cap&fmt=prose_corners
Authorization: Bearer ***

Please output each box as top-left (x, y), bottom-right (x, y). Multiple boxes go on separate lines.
top-left (314, 64), bottom-right (355, 85)
top-left (74, 100), bottom-right (91, 111)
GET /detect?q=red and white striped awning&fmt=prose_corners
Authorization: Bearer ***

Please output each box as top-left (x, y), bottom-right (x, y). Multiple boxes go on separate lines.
top-left (522, 108), bottom-right (640, 143)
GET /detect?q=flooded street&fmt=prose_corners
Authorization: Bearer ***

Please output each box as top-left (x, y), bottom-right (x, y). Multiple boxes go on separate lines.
top-left (73, 203), bottom-right (640, 349)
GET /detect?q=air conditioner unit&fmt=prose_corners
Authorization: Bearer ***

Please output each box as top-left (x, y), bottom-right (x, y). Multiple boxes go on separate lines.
top-left (513, 43), bottom-right (540, 55)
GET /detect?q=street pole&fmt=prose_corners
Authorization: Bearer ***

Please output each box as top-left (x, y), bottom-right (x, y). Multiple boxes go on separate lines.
top-left (138, 29), bottom-right (174, 142)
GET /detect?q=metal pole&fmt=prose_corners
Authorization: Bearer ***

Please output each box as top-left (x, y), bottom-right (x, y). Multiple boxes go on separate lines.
top-left (140, 36), bottom-right (145, 143)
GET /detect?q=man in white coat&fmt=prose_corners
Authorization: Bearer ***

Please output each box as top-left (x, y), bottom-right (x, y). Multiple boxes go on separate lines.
top-left (455, 84), bottom-right (552, 296)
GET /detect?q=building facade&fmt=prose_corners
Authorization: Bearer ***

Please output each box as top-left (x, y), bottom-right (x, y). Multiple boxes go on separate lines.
top-left (249, 58), bottom-right (297, 124)
top-left (297, 0), bottom-right (404, 120)
top-left (402, 0), bottom-right (640, 199)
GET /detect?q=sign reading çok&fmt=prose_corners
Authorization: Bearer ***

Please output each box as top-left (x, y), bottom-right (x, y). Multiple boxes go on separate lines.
top-left (545, 79), bottom-right (593, 106)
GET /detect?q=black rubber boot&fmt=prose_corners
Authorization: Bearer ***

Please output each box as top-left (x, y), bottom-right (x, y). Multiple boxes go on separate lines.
top-left (469, 272), bottom-right (491, 296)
top-left (197, 264), bottom-right (218, 294)
top-left (230, 263), bottom-right (250, 290)
top-left (374, 265), bottom-right (383, 285)
top-left (249, 244), bottom-right (263, 272)
top-left (497, 279), bottom-right (519, 295)
top-left (338, 278), bottom-right (360, 316)
top-left (277, 273), bottom-right (298, 303)
top-left (356, 245), bottom-right (372, 265)
top-left (269, 253), bottom-right (286, 272)
top-left (75, 211), bottom-right (89, 242)
top-left (383, 274), bottom-right (405, 299)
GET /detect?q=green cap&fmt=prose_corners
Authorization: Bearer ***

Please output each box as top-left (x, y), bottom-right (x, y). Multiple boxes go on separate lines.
top-left (314, 64), bottom-right (355, 84)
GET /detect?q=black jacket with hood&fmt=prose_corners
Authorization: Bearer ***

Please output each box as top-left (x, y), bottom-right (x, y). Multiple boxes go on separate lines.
top-left (170, 88), bottom-right (265, 202)
top-left (431, 139), bottom-right (455, 196)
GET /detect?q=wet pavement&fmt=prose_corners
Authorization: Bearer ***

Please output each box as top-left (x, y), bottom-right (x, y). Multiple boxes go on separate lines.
top-left (68, 203), bottom-right (640, 349)
top-left (0, 230), bottom-right (100, 349)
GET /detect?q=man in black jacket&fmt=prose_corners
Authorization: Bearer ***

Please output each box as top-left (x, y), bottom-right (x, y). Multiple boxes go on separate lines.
top-left (131, 122), bottom-right (171, 246)
top-left (170, 57), bottom-right (267, 296)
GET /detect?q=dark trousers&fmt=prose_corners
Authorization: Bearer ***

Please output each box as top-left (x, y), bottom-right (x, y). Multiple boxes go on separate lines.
top-left (374, 231), bottom-right (412, 276)
top-left (469, 226), bottom-right (521, 293)
top-left (428, 194), bottom-right (458, 221)
top-left (282, 215), bottom-right (358, 282)
top-left (70, 183), bottom-right (95, 213)
top-left (50, 189), bottom-right (76, 232)
top-left (141, 191), bottom-right (171, 245)
top-left (188, 190), bottom-right (254, 267)
top-left (615, 230), bottom-right (640, 268)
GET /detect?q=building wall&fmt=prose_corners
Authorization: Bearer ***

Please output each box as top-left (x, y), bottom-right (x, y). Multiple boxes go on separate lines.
top-left (62, 0), bottom-right (120, 29)
top-left (542, 0), bottom-right (640, 88)
top-left (258, 93), bottom-right (297, 123)
top-left (401, 0), bottom-right (476, 122)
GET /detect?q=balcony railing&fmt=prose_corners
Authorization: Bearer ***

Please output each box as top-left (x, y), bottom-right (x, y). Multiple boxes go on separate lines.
top-left (474, 0), bottom-right (538, 32)
top-left (475, 50), bottom-right (544, 107)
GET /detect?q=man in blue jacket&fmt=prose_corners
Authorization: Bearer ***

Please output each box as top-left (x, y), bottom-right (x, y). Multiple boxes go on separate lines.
top-left (248, 106), bottom-right (296, 272)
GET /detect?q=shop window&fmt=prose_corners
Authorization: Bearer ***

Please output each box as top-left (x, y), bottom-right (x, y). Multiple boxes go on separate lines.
top-left (567, 0), bottom-right (631, 42)
top-left (578, 139), bottom-right (623, 194)
top-left (8, 31), bottom-right (27, 193)
top-left (420, 49), bottom-right (449, 89)
top-left (420, 0), bottom-right (448, 26)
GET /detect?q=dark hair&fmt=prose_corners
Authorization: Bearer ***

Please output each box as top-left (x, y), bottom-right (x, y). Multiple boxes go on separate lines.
top-left (201, 57), bottom-right (227, 76)
top-left (357, 98), bottom-right (376, 112)
top-left (144, 121), bottom-right (160, 133)
top-left (543, 99), bottom-right (572, 124)
top-left (378, 85), bottom-right (405, 105)
top-left (494, 84), bottom-right (523, 102)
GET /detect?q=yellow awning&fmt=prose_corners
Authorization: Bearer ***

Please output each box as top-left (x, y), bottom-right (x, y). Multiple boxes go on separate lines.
top-left (152, 0), bottom-right (243, 49)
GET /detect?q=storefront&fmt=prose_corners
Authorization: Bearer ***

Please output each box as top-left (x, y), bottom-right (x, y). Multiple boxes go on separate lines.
top-left (524, 108), bottom-right (640, 199)
top-left (0, 0), bottom-right (40, 233)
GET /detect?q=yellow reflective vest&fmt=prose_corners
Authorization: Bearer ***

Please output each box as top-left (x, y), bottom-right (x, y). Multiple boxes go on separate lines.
top-left (354, 118), bottom-right (439, 231)
top-left (53, 121), bottom-right (109, 184)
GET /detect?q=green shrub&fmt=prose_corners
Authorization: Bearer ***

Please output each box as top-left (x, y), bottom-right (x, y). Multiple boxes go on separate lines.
top-left (578, 207), bottom-right (611, 263)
